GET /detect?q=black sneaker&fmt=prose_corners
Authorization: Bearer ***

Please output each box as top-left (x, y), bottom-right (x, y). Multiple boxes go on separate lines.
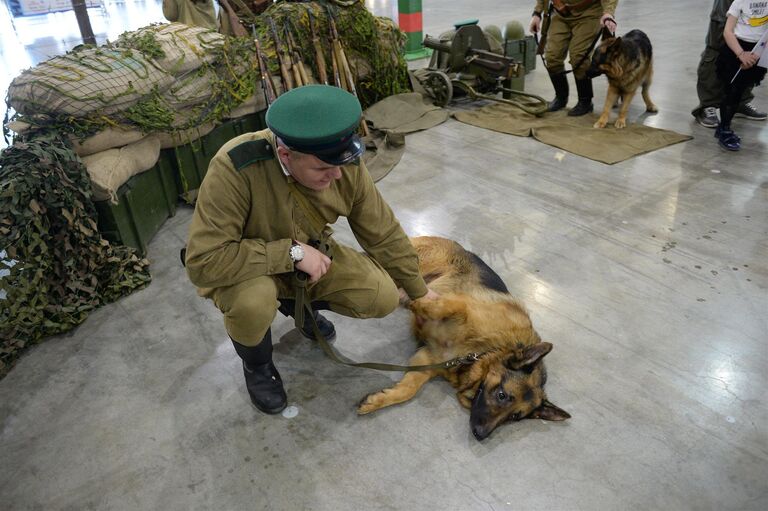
top-left (243, 361), bottom-right (287, 414)
top-left (300, 311), bottom-right (337, 341)
top-left (715, 126), bottom-right (741, 151)
top-left (735, 102), bottom-right (767, 120)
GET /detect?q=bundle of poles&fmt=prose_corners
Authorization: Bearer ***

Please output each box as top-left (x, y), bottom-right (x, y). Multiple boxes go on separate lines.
top-left (218, 0), bottom-right (370, 137)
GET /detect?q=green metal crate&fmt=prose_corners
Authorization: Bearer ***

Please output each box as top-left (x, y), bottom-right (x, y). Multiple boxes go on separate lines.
top-left (94, 155), bottom-right (177, 255)
top-left (166, 112), bottom-right (267, 196)
top-left (504, 35), bottom-right (537, 74)
top-left (94, 112), bottom-right (267, 253)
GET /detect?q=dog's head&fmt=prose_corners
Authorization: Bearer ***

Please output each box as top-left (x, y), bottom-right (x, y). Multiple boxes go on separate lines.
top-left (409, 295), bottom-right (570, 441)
top-left (467, 344), bottom-right (570, 440)
top-left (587, 36), bottom-right (622, 79)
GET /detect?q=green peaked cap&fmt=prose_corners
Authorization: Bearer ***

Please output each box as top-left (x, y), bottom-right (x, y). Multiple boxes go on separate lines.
top-left (266, 85), bottom-right (364, 164)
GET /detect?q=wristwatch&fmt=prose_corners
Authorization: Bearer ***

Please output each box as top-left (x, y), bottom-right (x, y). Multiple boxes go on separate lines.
top-left (289, 241), bottom-right (305, 264)
top-left (532, 10), bottom-right (542, 18)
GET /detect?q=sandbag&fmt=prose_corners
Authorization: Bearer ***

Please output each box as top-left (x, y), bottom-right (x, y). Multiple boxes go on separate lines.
top-left (70, 127), bottom-right (146, 157)
top-left (82, 135), bottom-right (162, 203)
top-left (117, 23), bottom-right (224, 76)
top-left (8, 48), bottom-right (174, 116)
top-left (161, 70), bottom-right (215, 110)
top-left (155, 122), bottom-right (217, 149)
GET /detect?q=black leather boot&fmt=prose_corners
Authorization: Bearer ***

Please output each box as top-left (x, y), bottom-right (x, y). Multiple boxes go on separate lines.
top-left (231, 331), bottom-right (287, 414)
top-left (547, 71), bottom-right (569, 112)
top-left (278, 299), bottom-right (337, 341)
top-left (568, 78), bottom-right (594, 116)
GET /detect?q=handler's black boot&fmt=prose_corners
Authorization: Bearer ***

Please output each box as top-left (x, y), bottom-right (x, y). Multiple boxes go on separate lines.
top-left (232, 331), bottom-right (287, 414)
top-left (568, 78), bottom-right (594, 116)
top-left (278, 299), bottom-right (337, 341)
top-left (547, 72), bottom-right (569, 112)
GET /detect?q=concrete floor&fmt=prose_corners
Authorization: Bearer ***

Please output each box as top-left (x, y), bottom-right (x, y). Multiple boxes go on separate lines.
top-left (2, 0), bottom-right (767, 509)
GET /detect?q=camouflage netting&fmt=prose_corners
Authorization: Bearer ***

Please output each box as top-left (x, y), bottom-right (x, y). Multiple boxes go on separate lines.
top-left (0, 134), bottom-right (151, 378)
top-left (236, 0), bottom-right (409, 108)
top-left (5, 2), bottom-right (409, 140)
top-left (0, 0), bottom-right (409, 378)
top-left (5, 23), bottom-right (259, 140)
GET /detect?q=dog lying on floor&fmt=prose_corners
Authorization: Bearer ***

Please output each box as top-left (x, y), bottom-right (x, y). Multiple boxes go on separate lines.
top-left (588, 29), bottom-right (658, 129)
top-left (357, 236), bottom-right (570, 440)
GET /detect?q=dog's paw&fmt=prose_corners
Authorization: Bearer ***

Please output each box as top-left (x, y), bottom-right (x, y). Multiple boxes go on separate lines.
top-left (357, 391), bottom-right (386, 415)
top-left (646, 104), bottom-right (659, 113)
top-left (593, 119), bottom-right (608, 129)
top-left (614, 118), bottom-right (627, 129)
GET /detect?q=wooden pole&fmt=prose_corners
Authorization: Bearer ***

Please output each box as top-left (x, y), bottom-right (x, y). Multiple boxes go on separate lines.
top-left (70, 0), bottom-right (96, 45)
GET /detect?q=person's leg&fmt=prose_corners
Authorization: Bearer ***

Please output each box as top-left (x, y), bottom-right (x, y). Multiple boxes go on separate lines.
top-left (307, 244), bottom-right (400, 321)
top-left (566, 10), bottom-right (601, 116)
top-left (543, 15), bottom-right (572, 111)
top-left (209, 276), bottom-right (287, 413)
top-left (718, 83), bottom-right (746, 151)
top-left (693, 47), bottom-right (724, 127)
top-left (277, 297), bottom-right (337, 340)
top-left (735, 86), bottom-right (766, 120)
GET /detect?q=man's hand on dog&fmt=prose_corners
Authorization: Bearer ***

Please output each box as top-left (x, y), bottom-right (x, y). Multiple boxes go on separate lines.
top-left (600, 13), bottom-right (617, 34)
top-left (398, 287), bottom-right (440, 306)
top-left (294, 241), bottom-right (332, 283)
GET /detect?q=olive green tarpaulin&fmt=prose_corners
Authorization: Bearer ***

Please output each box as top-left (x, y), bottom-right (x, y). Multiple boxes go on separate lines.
top-left (0, 135), bottom-right (151, 379)
top-left (361, 92), bottom-right (449, 182)
top-left (453, 104), bottom-right (693, 165)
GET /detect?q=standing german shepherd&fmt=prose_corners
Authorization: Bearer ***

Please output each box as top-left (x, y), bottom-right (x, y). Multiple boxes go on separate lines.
top-left (357, 236), bottom-right (570, 441)
top-left (588, 29), bottom-right (658, 129)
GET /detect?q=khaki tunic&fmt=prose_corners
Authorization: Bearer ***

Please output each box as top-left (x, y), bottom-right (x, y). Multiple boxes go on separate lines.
top-left (186, 130), bottom-right (428, 344)
top-left (535, 0), bottom-right (618, 78)
top-left (162, 0), bottom-right (218, 31)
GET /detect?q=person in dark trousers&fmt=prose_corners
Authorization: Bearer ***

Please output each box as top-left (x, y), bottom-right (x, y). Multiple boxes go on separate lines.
top-left (692, 0), bottom-right (767, 128)
top-left (529, 0), bottom-right (618, 116)
top-left (714, 0), bottom-right (768, 151)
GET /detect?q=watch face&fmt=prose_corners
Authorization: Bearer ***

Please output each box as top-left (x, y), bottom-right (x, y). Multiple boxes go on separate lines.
top-left (290, 244), bottom-right (304, 262)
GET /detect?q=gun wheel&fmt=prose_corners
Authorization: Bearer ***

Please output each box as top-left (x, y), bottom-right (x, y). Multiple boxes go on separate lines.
top-left (425, 71), bottom-right (453, 107)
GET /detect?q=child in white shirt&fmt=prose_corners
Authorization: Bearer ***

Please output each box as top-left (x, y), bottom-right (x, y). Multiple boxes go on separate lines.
top-left (716, 0), bottom-right (768, 150)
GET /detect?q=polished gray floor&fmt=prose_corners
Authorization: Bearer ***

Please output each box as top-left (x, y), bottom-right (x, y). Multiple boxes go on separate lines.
top-left (1, 1), bottom-right (767, 510)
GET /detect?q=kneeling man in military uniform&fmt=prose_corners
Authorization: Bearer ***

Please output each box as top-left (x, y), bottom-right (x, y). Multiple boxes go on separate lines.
top-left (185, 85), bottom-right (437, 414)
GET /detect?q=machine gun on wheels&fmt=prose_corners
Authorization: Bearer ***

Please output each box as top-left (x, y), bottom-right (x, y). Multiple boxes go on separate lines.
top-left (418, 20), bottom-right (548, 115)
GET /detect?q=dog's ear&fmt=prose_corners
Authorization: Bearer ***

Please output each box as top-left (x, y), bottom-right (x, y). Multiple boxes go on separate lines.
top-left (527, 399), bottom-right (571, 421)
top-left (608, 36), bottom-right (621, 49)
top-left (505, 342), bottom-right (553, 370)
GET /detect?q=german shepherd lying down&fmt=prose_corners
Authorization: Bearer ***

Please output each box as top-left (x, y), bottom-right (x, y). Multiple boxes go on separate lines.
top-left (588, 29), bottom-right (658, 129)
top-left (357, 236), bottom-right (570, 440)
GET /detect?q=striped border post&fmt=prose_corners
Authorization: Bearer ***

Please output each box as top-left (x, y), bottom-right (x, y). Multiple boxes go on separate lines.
top-left (398, 0), bottom-right (431, 60)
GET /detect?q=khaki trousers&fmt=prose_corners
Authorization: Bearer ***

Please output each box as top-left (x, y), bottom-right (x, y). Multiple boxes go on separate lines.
top-left (206, 243), bottom-right (400, 345)
top-left (544, 4), bottom-right (603, 79)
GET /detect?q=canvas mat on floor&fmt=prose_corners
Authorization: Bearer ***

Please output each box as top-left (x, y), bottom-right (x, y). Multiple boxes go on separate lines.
top-left (453, 103), bottom-right (692, 165)
top-left (362, 92), bottom-right (449, 181)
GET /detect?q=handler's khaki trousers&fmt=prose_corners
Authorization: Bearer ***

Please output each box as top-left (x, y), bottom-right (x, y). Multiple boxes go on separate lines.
top-left (544, 4), bottom-right (603, 79)
top-left (206, 243), bottom-right (400, 345)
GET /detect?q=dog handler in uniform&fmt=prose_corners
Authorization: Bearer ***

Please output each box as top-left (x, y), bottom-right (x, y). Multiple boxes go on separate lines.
top-left (185, 85), bottom-right (438, 414)
top-left (529, 0), bottom-right (618, 116)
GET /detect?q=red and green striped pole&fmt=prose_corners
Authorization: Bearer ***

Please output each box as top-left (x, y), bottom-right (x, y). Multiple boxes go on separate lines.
top-left (398, 0), bottom-right (431, 60)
